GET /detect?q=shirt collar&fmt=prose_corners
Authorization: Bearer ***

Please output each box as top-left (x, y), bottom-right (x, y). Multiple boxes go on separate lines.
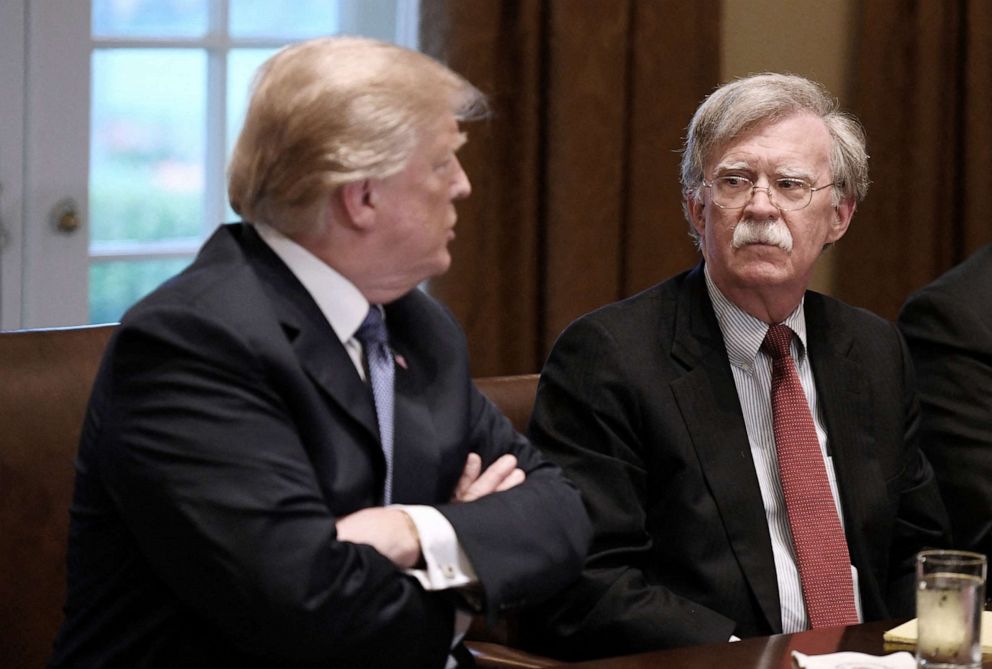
top-left (703, 264), bottom-right (808, 372)
top-left (254, 222), bottom-right (370, 345)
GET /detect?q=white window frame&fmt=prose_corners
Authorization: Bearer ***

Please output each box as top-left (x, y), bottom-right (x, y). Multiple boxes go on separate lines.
top-left (0, 0), bottom-right (419, 330)
top-left (89, 0), bottom-right (421, 269)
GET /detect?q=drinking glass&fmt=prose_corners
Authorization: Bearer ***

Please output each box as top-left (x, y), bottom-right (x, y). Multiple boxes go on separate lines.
top-left (915, 549), bottom-right (986, 668)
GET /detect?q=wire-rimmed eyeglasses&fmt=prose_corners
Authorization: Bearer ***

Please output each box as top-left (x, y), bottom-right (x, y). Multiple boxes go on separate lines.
top-left (702, 175), bottom-right (839, 212)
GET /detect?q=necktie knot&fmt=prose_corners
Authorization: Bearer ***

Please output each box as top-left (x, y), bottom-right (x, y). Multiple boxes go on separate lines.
top-left (355, 306), bottom-right (388, 348)
top-left (762, 323), bottom-right (794, 361)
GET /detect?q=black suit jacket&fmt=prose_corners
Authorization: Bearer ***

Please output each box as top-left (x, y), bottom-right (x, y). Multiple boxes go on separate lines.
top-left (50, 223), bottom-right (590, 668)
top-left (524, 264), bottom-right (949, 660)
top-left (899, 243), bottom-right (992, 561)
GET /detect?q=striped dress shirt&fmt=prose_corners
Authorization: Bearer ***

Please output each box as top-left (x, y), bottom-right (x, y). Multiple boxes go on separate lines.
top-left (704, 267), bottom-right (863, 633)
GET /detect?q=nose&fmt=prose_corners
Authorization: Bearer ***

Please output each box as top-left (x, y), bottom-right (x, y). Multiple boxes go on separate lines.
top-left (743, 181), bottom-right (778, 217)
top-left (450, 156), bottom-right (471, 200)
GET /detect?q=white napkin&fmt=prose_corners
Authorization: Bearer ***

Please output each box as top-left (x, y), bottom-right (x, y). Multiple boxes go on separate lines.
top-left (791, 650), bottom-right (916, 668)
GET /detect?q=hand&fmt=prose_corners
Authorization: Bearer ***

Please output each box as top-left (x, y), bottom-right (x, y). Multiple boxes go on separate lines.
top-left (335, 507), bottom-right (421, 569)
top-left (451, 453), bottom-right (526, 503)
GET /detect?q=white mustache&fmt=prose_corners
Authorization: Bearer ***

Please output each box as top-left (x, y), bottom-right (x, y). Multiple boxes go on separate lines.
top-left (731, 219), bottom-right (793, 252)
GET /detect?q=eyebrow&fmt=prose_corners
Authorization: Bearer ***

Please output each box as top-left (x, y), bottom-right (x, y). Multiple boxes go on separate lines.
top-left (713, 160), bottom-right (750, 174)
top-left (773, 165), bottom-right (816, 181)
top-left (712, 161), bottom-right (817, 182)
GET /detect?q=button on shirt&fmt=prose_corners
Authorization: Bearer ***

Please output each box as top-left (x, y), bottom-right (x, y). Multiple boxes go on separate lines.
top-left (704, 266), bottom-right (862, 633)
top-left (255, 223), bottom-right (477, 660)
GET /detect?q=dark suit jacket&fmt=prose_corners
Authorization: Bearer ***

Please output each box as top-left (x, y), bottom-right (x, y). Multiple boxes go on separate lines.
top-left (899, 243), bottom-right (992, 562)
top-left (50, 223), bottom-right (590, 668)
top-left (524, 264), bottom-right (949, 660)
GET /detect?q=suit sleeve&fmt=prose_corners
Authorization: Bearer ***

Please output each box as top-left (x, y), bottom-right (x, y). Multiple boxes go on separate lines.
top-left (521, 316), bottom-right (736, 660)
top-left (899, 289), bottom-right (992, 560)
top-left (94, 306), bottom-right (452, 667)
top-left (436, 365), bottom-right (592, 623)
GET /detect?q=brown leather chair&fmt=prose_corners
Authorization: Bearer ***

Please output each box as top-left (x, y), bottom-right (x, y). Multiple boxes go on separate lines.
top-left (0, 325), bottom-right (556, 668)
top-left (0, 325), bottom-right (115, 667)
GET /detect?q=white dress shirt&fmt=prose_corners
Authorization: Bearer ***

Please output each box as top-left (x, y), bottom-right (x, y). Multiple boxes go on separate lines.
top-left (704, 266), bottom-right (862, 633)
top-left (254, 223), bottom-right (476, 660)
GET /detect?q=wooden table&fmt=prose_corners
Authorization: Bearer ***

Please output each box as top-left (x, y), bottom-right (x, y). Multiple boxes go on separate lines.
top-left (564, 619), bottom-right (992, 668)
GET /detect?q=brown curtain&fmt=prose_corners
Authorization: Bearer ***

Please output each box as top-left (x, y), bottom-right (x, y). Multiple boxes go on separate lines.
top-left (835, 0), bottom-right (992, 319)
top-left (420, 0), bottom-right (720, 376)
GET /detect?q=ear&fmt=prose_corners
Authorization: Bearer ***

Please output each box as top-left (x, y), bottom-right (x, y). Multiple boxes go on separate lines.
top-left (338, 179), bottom-right (376, 229)
top-left (826, 197), bottom-right (855, 244)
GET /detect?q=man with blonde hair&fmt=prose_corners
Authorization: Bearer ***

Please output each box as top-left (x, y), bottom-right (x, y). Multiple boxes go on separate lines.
top-left (51, 37), bottom-right (589, 668)
top-left (525, 73), bottom-right (948, 659)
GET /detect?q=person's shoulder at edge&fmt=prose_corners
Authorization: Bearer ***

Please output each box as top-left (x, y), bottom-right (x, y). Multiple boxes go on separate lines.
top-left (901, 243), bottom-right (992, 315)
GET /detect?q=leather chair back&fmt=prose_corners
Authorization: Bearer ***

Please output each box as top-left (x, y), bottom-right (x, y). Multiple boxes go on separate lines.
top-left (474, 374), bottom-right (539, 433)
top-left (0, 325), bottom-right (115, 667)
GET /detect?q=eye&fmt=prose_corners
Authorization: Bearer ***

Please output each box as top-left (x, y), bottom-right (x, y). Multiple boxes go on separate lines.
top-left (718, 175), bottom-right (751, 190)
top-left (776, 178), bottom-right (809, 192)
top-left (433, 155), bottom-right (456, 173)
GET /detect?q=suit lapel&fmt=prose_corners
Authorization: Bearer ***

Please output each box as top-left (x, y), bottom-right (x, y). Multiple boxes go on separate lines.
top-left (233, 224), bottom-right (381, 444)
top-left (210, 225), bottom-right (446, 504)
top-left (669, 266), bottom-right (783, 632)
top-left (804, 294), bottom-right (885, 605)
top-left (289, 316), bottom-right (381, 443)
top-left (384, 298), bottom-right (440, 505)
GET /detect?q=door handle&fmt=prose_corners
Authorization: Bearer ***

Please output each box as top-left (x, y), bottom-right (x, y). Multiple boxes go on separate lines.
top-left (51, 197), bottom-right (82, 234)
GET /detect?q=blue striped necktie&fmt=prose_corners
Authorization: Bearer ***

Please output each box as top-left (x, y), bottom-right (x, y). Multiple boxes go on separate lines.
top-left (355, 306), bottom-right (395, 505)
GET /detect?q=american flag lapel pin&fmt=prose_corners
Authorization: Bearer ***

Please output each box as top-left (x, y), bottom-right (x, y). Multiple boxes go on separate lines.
top-left (394, 353), bottom-right (408, 370)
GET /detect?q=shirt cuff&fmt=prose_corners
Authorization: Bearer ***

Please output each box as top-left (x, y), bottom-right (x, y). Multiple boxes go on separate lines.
top-left (393, 505), bottom-right (478, 591)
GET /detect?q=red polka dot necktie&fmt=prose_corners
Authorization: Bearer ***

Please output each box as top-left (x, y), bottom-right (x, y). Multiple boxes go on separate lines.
top-left (762, 324), bottom-right (859, 628)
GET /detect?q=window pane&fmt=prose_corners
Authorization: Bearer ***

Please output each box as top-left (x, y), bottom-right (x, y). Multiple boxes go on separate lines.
top-left (229, 0), bottom-right (339, 38)
top-left (90, 49), bottom-right (206, 244)
top-left (90, 257), bottom-right (193, 324)
top-left (92, 0), bottom-right (208, 38)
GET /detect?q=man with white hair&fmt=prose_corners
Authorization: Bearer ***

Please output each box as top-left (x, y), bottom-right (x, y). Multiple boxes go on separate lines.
top-left (50, 37), bottom-right (589, 668)
top-left (525, 73), bottom-right (949, 660)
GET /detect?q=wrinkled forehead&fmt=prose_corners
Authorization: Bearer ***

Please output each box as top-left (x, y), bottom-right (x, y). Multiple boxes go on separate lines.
top-left (706, 112), bottom-right (832, 174)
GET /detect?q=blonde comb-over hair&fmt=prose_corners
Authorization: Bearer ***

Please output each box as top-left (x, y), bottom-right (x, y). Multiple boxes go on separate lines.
top-left (227, 36), bottom-right (486, 235)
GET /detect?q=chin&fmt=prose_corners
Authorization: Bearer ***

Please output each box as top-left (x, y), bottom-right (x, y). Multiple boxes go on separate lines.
top-left (427, 252), bottom-right (452, 278)
top-left (734, 263), bottom-right (796, 288)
